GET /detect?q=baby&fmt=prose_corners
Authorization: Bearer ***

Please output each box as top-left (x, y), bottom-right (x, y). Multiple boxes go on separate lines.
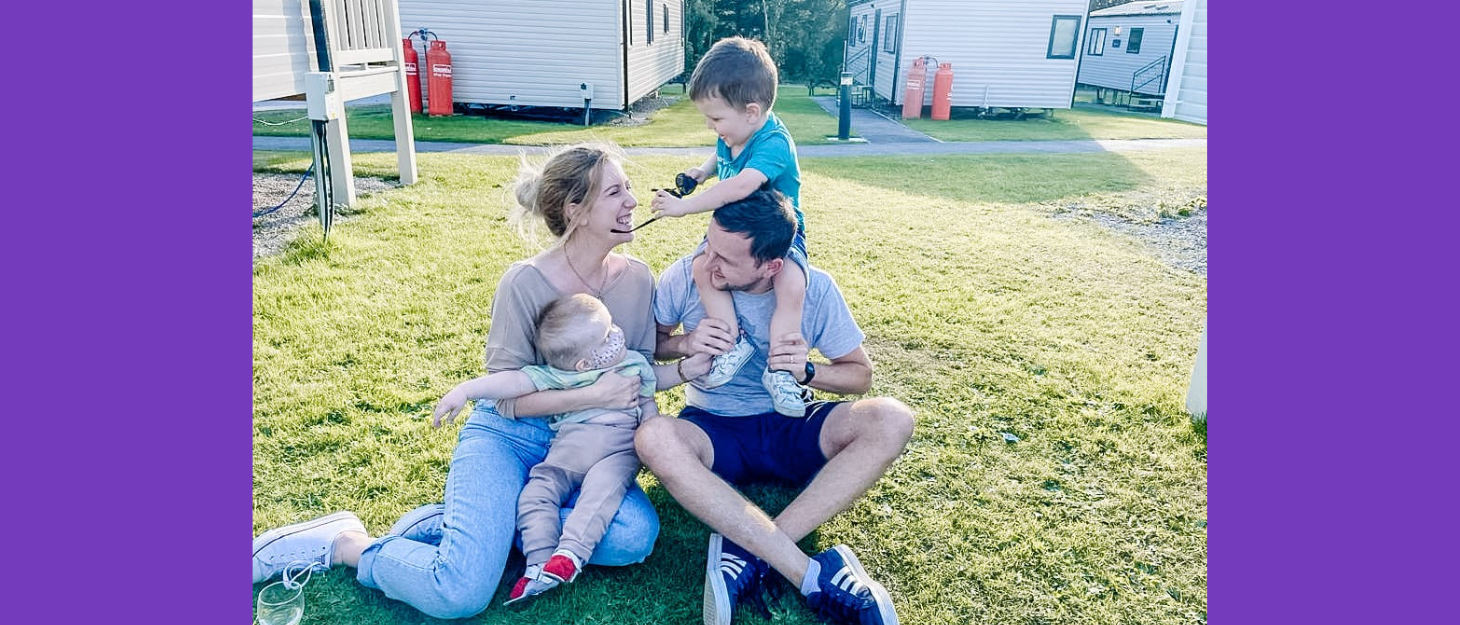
top-left (432, 293), bottom-right (707, 604)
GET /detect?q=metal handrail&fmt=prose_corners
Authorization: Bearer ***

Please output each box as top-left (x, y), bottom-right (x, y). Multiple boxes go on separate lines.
top-left (1131, 55), bottom-right (1168, 95)
top-left (843, 46), bottom-right (872, 85)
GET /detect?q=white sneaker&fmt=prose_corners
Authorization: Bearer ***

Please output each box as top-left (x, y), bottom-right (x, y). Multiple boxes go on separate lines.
top-left (695, 334), bottom-right (755, 389)
top-left (763, 368), bottom-right (806, 417)
top-left (252, 511), bottom-right (365, 584)
top-left (388, 503), bottom-right (444, 544)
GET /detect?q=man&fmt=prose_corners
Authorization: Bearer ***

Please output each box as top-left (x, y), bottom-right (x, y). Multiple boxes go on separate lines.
top-left (637, 188), bottom-right (914, 625)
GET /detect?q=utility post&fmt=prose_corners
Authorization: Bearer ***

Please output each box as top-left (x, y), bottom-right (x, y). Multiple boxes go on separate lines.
top-left (837, 72), bottom-right (853, 141)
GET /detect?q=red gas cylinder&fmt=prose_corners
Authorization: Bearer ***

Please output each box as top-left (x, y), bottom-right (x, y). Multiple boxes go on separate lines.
top-left (931, 63), bottom-right (954, 121)
top-left (901, 57), bottom-right (928, 119)
top-left (403, 38), bottom-right (422, 114)
top-left (426, 40), bottom-right (453, 117)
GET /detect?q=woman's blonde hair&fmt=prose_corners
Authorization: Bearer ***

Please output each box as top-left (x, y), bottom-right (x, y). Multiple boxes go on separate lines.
top-left (509, 143), bottom-right (625, 246)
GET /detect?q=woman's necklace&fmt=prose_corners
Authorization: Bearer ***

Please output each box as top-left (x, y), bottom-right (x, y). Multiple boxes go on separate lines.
top-left (563, 250), bottom-right (605, 298)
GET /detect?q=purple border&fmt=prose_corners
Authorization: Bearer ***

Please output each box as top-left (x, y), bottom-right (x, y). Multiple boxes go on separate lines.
top-left (6, 3), bottom-right (251, 622)
top-left (1215, 3), bottom-right (1455, 624)
top-left (15, 2), bottom-right (1455, 622)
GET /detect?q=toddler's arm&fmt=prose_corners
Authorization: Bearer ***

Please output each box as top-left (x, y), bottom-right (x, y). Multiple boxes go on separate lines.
top-left (652, 168), bottom-right (768, 218)
top-left (432, 370), bottom-right (537, 428)
top-left (685, 155), bottom-right (717, 183)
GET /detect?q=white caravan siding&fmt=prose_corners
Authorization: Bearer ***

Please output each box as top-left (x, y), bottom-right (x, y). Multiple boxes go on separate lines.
top-left (626, 0), bottom-right (686, 104)
top-left (847, 0), bottom-right (901, 102)
top-left (882, 0), bottom-right (1088, 109)
top-left (397, 0), bottom-right (622, 109)
top-left (1162, 0), bottom-right (1206, 124)
top-left (254, 0), bottom-right (315, 101)
top-left (1077, 11), bottom-right (1181, 94)
top-left (844, 3), bottom-right (878, 86)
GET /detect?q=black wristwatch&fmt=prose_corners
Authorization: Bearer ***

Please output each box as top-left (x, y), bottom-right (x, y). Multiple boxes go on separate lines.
top-left (800, 361), bottom-right (816, 386)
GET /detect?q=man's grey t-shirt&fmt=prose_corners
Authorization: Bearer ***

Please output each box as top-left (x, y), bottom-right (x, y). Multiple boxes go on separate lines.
top-left (654, 255), bottom-right (866, 416)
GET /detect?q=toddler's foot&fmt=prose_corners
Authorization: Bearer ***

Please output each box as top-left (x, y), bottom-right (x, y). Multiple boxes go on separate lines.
top-left (764, 368), bottom-right (807, 417)
top-left (505, 564), bottom-right (560, 605)
top-left (541, 549), bottom-right (583, 583)
top-left (695, 332), bottom-right (755, 389)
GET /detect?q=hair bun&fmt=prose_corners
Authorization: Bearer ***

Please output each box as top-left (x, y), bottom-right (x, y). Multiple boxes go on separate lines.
top-left (512, 165), bottom-right (543, 216)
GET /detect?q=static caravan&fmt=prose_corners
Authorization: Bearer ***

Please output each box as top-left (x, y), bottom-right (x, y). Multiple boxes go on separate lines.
top-left (253, 0), bottom-right (315, 102)
top-left (253, 0), bottom-right (418, 206)
top-left (1160, 0), bottom-right (1206, 124)
top-left (1077, 1), bottom-right (1183, 98)
top-left (844, 0), bottom-right (1090, 110)
top-left (397, 0), bottom-right (685, 111)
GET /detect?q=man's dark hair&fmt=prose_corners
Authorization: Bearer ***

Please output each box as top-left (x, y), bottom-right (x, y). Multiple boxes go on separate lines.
top-left (711, 187), bottom-right (796, 265)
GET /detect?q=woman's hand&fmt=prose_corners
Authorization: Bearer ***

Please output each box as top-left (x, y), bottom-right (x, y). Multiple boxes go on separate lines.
top-left (432, 387), bottom-right (470, 429)
top-left (588, 369), bottom-right (642, 410)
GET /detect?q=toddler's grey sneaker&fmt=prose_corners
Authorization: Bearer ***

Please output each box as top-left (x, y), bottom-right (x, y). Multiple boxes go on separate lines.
top-left (695, 333), bottom-right (756, 389)
top-left (764, 368), bottom-right (807, 417)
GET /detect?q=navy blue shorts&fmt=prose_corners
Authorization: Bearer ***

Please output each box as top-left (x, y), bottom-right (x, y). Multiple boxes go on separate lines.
top-left (678, 401), bottom-right (844, 487)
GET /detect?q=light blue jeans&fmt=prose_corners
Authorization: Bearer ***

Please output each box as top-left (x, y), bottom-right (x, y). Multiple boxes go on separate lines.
top-left (355, 405), bottom-right (660, 619)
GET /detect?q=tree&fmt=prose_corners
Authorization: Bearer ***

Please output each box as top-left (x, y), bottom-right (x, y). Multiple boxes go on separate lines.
top-left (683, 0), bottom-right (849, 87)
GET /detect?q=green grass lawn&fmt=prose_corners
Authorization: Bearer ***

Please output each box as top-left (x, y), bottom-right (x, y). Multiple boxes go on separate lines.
top-left (252, 85), bottom-right (856, 147)
top-left (253, 149), bottom-right (1207, 624)
top-left (903, 107), bottom-right (1208, 142)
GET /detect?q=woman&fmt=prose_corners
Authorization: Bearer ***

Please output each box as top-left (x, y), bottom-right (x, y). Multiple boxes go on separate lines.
top-left (251, 143), bottom-right (710, 618)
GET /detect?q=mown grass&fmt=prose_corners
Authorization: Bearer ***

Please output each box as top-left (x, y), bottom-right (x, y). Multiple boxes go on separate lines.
top-left (253, 148), bottom-right (1207, 624)
top-left (252, 85), bottom-right (856, 148)
top-left (903, 106), bottom-right (1208, 142)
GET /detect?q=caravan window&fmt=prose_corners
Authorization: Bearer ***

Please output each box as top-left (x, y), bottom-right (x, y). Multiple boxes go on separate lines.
top-left (1046, 15), bottom-right (1082, 60)
top-left (1087, 28), bottom-right (1107, 56)
top-left (883, 15), bottom-right (899, 53)
top-left (646, 1), bottom-right (654, 44)
top-left (1126, 27), bottom-right (1145, 54)
top-left (664, 4), bottom-right (669, 34)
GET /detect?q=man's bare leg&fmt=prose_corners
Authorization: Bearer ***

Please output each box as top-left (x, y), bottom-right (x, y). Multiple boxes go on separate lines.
top-left (772, 398), bottom-right (915, 544)
top-left (634, 397), bottom-right (914, 584)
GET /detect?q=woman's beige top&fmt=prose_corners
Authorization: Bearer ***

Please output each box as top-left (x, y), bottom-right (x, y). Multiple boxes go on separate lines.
top-left (483, 255), bottom-right (657, 419)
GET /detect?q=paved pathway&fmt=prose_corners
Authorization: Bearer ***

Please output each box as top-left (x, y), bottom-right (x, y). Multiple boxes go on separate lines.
top-left (808, 96), bottom-right (940, 144)
top-left (255, 90), bottom-right (1208, 156)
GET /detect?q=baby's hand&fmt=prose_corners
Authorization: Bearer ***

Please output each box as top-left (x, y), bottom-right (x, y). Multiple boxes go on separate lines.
top-left (651, 191), bottom-right (692, 218)
top-left (684, 167), bottom-right (706, 184)
top-left (432, 387), bottom-right (469, 429)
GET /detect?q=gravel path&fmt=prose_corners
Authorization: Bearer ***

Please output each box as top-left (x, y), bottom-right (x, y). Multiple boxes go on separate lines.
top-left (1041, 189), bottom-right (1208, 276)
top-left (1059, 209), bottom-right (1207, 276)
top-left (252, 172), bottom-right (394, 263)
